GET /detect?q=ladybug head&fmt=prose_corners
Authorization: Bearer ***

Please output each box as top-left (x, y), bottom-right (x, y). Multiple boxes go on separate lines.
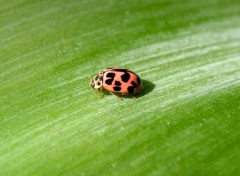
top-left (90, 72), bottom-right (103, 89)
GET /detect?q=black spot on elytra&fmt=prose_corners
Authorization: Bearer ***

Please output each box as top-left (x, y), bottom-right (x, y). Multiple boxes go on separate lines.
top-left (106, 72), bottom-right (116, 78)
top-left (105, 79), bottom-right (114, 85)
top-left (127, 81), bottom-right (137, 94)
top-left (113, 87), bottom-right (121, 91)
top-left (127, 86), bottom-right (134, 94)
top-left (121, 72), bottom-right (130, 82)
top-left (105, 72), bottom-right (116, 85)
top-left (131, 81), bottom-right (137, 87)
top-left (115, 81), bottom-right (121, 86)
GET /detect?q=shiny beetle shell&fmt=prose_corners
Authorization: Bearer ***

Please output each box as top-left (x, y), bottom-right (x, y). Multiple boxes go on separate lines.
top-left (90, 68), bottom-right (143, 96)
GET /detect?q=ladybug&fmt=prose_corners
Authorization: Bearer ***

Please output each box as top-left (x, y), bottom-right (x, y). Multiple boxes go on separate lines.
top-left (90, 68), bottom-right (143, 99)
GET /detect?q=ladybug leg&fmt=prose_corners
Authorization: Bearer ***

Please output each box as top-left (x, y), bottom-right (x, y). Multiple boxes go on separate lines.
top-left (130, 95), bottom-right (136, 99)
top-left (99, 87), bottom-right (104, 98)
top-left (118, 96), bottom-right (123, 101)
top-left (122, 93), bottom-right (136, 99)
top-left (130, 94), bottom-right (136, 99)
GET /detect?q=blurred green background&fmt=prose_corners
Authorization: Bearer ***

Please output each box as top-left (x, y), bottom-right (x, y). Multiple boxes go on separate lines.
top-left (1, 0), bottom-right (240, 175)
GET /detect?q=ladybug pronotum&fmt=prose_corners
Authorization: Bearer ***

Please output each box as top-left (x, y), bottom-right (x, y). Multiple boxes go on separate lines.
top-left (90, 68), bottom-right (143, 99)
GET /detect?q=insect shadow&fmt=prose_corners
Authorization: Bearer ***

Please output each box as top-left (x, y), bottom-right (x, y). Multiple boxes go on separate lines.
top-left (137, 79), bottom-right (155, 98)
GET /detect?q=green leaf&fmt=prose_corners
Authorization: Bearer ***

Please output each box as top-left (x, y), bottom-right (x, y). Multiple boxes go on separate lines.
top-left (1, 0), bottom-right (240, 175)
